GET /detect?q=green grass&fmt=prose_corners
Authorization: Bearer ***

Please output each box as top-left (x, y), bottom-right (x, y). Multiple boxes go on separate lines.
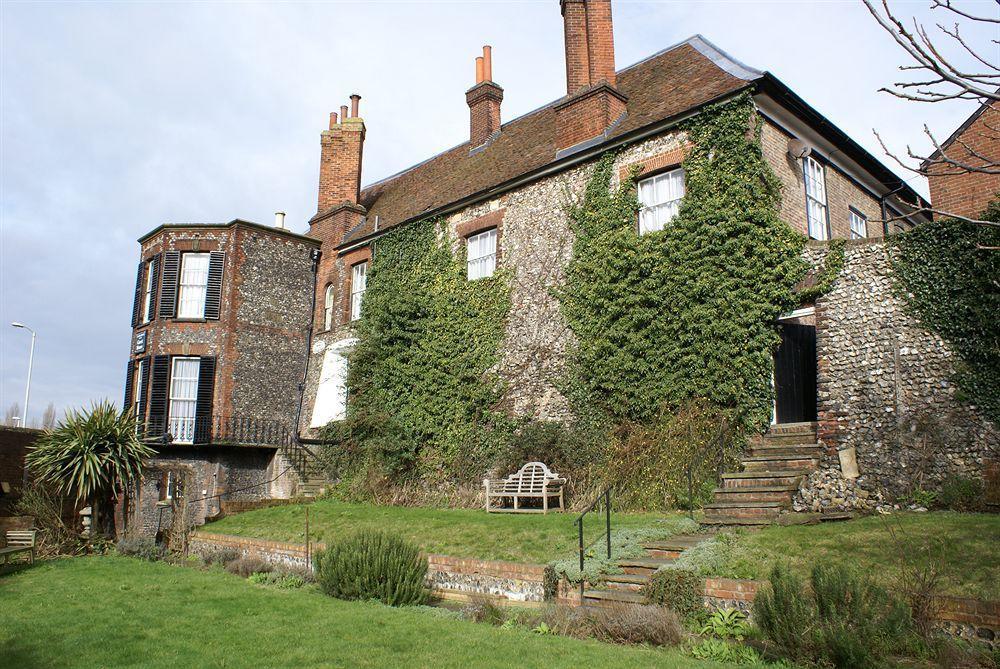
top-left (0, 557), bottom-right (730, 669)
top-left (704, 512), bottom-right (1000, 600)
top-left (204, 499), bottom-right (691, 563)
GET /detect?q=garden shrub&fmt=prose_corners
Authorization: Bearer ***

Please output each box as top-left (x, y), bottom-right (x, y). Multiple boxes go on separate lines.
top-left (670, 530), bottom-right (763, 580)
top-left (940, 475), bottom-right (984, 511)
top-left (585, 603), bottom-right (683, 646)
top-left (461, 596), bottom-right (507, 625)
top-left (316, 531), bottom-right (428, 606)
top-left (225, 556), bottom-right (272, 578)
top-left (688, 638), bottom-right (762, 665)
top-left (115, 536), bottom-right (165, 562)
top-left (643, 567), bottom-right (704, 621)
top-left (13, 481), bottom-right (79, 556)
top-left (200, 547), bottom-right (239, 566)
top-left (247, 571), bottom-right (307, 589)
top-left (755, 563), bottom-right (916, 669)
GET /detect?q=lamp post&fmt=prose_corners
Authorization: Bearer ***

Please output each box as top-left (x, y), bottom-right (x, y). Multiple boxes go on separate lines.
top-left (10, 322), bottom-right (36, 427)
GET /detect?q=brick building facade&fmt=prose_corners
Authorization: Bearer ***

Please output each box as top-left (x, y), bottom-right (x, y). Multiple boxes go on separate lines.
top-left (924, 99), bottom-right (1000, 220)
top-left (127, 0), bottom-right (994, 531)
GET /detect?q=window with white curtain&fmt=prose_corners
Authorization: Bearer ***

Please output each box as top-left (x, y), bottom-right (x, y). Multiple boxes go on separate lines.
top-left (638, 168), bottom-right (685, 234)
top-left (324, 284), bottom-right (335, 330)
top-left (133, 362), bottom-right (145, 419)
top-left (177, 253), bottom-right (211, 318)
top-left (467, 228), bottom-right (497, 280)
top-left (849, 209), bottom-right (868, 239)
top-left (168, 357), bottom-right (199, 444)
top-left (804, 157), bottom-right (829, 240)
top-left (141, 261), bottom-right (155, 324)
top-left (350, 262), bottom-right (367, 322)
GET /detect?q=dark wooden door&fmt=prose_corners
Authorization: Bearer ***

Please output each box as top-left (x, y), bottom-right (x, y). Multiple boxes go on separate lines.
top-left (774, 323), bottom-right (817, 423)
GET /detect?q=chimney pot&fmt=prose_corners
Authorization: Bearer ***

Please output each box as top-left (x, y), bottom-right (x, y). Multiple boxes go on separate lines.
top-left (475, 57), bottom-right (485, 84)
top-left (275, 212), bottom-right (286, 229)
top-left (340, 105), bottom-right (349, 121)
top-left (483, 45), bottom-right (493, 82)
top-left (329, 111), bottom-right (338, 128)
top-left (350, 94), bottom-right (361, 118)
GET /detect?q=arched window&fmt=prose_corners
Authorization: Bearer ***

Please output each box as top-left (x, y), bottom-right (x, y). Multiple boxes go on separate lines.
top-left (324, 284), bottom-right (335, 330)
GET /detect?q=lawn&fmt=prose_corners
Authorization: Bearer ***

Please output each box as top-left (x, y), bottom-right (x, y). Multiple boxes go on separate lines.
top-left (0, 557), bottom-right (730, 669)
top-left (709, 512), bottom-right (1000, 600)
top-left (204, 499), bottom-right (692, 563)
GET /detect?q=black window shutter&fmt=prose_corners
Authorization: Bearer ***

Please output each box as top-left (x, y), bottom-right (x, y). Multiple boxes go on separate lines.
top-left (158, 251), bottom-right (180, 318)
top-left (130, 263), bottom-right (144, 327)
top-left (137, 357), bottom-right (150, 424)
top-left (194, 356), bottom-right (216, 444)
top-left (204, 252), bottom-right (225, 320)
top-left (124, 359), bottom-right (135, 410)
top-left (147, 254), bottom-right (161, 321)
top-left (149, 355), bottom-right (171, 437)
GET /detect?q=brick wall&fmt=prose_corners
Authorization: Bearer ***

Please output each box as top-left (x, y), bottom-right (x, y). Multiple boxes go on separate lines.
top-left (762, 118), bottom-right (885, 239)
top-left (926, 102), bottom-right (1000, 221)
top-left (0, 427), bottom-right (39, 515)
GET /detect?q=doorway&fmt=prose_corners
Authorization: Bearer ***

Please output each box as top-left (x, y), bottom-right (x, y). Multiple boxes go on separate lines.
top-left (773, 320), bottom-right (817, 424)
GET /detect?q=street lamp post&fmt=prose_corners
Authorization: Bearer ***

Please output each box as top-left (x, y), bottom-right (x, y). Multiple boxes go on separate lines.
top-left (11, 322), bottom-right (36, 427)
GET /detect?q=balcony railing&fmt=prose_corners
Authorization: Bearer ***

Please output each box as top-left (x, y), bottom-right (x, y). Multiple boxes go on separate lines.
top-left (141, 415), bottom-right (293, 449)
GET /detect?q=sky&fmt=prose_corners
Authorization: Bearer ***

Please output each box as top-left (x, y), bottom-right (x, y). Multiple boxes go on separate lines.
top-left (1, 0), bottom-right (996, 425)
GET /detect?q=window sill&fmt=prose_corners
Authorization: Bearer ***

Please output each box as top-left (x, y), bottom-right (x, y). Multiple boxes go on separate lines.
top-left (172, 318), bottom-right (208, 324)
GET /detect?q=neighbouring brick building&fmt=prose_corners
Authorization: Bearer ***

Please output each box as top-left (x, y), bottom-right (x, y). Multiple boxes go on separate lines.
top-left (127, 0), bottom-right (996, 533)
top-left (924, 99), bottom-right (1000, 220)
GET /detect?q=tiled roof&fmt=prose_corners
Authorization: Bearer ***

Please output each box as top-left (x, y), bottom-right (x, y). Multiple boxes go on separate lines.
top-left (341, 36), bottom-right (760, 245)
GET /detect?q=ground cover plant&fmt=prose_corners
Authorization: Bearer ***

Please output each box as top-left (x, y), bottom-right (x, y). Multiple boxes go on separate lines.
top-left (672, 512), bottom-right (1000, 600)
top-left (204, 498), bottom-right (686, 564)
top-left (0, 557), bottom-right (739, 669)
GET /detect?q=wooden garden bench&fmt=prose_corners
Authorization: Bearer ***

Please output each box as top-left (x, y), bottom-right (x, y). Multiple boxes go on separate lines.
top-left (0, 530), bottom-right (36, 565)
top-left (483, 462), bottom-right (567, 514)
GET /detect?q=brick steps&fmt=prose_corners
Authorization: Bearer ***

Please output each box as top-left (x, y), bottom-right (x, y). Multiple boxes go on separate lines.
top-left (702, 423), bottom-right (819, 529)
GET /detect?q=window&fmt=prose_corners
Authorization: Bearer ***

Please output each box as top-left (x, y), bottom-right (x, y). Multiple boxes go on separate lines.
top-left (350, 262), bottom-right (367, 322)
top-left (141, 261), bottom-right (155, 324)
top-left (803, 157), bottom-right (829, 240)
top-left (638, 168), bottom-right (685, 234)
top-left (132, 361), bottom-right (145, 423)
top-left (324, 284), bottom-right (335, 330)
top-left (168, 357), bottom-right (199, 444)
top-left (849, 209), bottom-right (868, 239)
top-left (467, 228), bottom-right (497, 280)
top-left (160, 471), bottom-right (178, 501)
top-left (177, 253), bottom-right (211, 318)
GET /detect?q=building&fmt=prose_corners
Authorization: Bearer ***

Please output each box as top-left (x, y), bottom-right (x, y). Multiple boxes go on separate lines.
top-left (923, 99), bottom-right (1000, 220)
top-left (125, 218), bottom-right (321, 531)
top-left (127, 0), bottom-right (995, 532)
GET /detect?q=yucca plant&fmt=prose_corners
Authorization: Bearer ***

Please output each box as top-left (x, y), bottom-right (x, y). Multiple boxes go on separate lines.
top-left (25, 401), bottom-right (155, 537)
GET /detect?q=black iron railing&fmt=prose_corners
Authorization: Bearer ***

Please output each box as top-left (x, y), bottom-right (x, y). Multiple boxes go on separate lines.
top-left (141, 415), bottom-right (293, 449)
top-left (575, 485), bottom-right (613, 599)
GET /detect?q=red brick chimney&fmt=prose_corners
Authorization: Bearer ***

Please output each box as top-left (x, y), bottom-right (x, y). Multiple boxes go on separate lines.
top-left (556, 0), bottom-right (627, 154)
top-left (466, 45), bottom-right (504, 149)
top-left (317, 94), bottom-right (366, 213)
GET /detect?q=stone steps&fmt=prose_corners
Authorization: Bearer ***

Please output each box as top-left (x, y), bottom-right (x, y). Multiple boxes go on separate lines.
top-left (741, 455), bottom-right (819, 472)
top-left (721, 471), bottom-right (805, 489)
top-left (749, 444), bottom-right (823, 458)
top-left (711, 486), bottom-right (796, 504)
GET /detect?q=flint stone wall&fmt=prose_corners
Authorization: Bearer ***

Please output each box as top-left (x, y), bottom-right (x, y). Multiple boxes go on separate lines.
top-left (810, 239), bottom-right (998, 502)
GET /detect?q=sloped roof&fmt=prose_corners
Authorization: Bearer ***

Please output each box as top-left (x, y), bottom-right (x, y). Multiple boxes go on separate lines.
top-left (339, 36), bottom-right (760, 245)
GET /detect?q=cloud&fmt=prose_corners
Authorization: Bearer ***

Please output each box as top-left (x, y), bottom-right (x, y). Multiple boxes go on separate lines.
top-left (1, 0), bottom-right (989, 423)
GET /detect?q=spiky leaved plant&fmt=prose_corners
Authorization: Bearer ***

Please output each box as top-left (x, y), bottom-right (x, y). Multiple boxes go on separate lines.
top-left (25, 401), bottom-right (155, 537)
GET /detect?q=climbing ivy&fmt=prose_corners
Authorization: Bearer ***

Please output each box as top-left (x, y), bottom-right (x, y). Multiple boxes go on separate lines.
top-left (558, 94), bottom-right (807, 432)
top-left (325, 218), bottom-right (512, 481)
top-left (798, 239), bottom-right (846, 304)
top-left (891, 200), bottom-right (1000, 423)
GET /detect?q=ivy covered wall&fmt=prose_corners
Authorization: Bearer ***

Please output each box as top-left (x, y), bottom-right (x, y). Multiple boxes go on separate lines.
top-left (559, 96), bottom-right (807, 431)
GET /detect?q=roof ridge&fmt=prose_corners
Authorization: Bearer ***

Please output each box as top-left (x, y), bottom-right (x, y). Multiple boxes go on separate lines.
top-left (361, 35), bottom-right (748, 193)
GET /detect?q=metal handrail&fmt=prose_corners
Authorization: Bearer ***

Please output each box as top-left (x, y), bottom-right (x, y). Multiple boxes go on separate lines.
top-left (575, 485), bottom-right (613, 599)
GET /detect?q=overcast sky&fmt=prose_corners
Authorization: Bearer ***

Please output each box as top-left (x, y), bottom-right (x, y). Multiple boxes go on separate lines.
top-left (1, 0), bottom-right (995, 425)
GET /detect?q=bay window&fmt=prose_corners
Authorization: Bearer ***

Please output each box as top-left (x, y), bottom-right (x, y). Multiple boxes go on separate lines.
top-left (168, 357), bottom-right (200, 443)
top-left (177, 253), bottom-right (211, 318)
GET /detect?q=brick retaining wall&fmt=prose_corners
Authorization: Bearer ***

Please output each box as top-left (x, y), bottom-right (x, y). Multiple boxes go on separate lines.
top-left (187, 531), bottom-right (998, 646)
